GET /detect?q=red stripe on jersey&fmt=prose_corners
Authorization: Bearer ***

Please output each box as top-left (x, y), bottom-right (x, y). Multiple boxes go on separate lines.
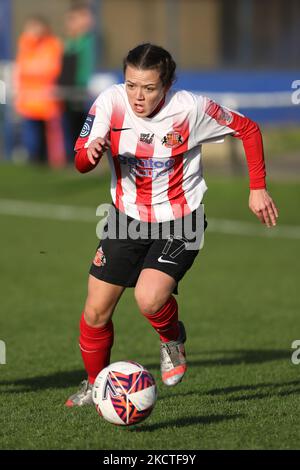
top-left (204, 99), bottom-right (266, 189)
top-left (134, 140), bottom-right (156, 222)
top-left (168, 118), bottom-right (190, 219)
top-left (110, 105), bottom-right (126, 213)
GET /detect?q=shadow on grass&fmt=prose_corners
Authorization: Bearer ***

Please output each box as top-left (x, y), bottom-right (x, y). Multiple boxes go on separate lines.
top-left (209, 379), bottom-right (300, 402)
top-left (158, 379), bottom-right (300, 403)
top-left (0, 349), bottom-right (294, 394)
top-left (0, 369), bottom-right (85, 393)
top-left (129, 413), bottom-right (244, 432)
top-left (143, 349), bottom-right (291, 370)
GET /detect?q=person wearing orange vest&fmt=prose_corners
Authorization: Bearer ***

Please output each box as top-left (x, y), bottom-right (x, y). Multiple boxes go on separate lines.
top-left (15, 15), bottom-right (65, 167)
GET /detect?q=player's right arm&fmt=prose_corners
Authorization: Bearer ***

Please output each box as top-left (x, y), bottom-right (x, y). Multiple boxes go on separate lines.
top-left (87, 137), bottom-right (110, 164)
top-left (74, 87), bottom-right (113, 173)
top-left (75, 137), bottom-right (110, 173)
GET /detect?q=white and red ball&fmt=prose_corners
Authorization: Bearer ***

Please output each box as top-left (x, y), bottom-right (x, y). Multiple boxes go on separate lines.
top-left (92, 361), bottom-right (157, 426)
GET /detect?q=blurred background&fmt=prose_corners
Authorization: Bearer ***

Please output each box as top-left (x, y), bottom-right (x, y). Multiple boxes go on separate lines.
top-left (0, 0), bottom-right (299, 170)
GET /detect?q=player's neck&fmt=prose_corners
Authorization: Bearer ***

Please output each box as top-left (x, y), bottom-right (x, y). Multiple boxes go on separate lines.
top-left (147, 96), bottom-right (166, 118)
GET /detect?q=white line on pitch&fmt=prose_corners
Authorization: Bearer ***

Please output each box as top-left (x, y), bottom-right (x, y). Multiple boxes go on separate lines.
top-left (0, 198), bottom-right (299, 240)
top-left (206, 218), bottom-right (300, 240)
top-left (0, 198), bottom-right (95, 222)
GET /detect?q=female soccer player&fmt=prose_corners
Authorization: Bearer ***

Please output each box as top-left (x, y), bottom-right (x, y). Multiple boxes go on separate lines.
top-left (65, 43), bottom-right (278, 406)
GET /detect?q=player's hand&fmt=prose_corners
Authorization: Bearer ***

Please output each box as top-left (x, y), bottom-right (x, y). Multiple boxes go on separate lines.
top-left (87, 137), bottom-right (110, 165)
top-left (249, 189), bottom-right (279, 227)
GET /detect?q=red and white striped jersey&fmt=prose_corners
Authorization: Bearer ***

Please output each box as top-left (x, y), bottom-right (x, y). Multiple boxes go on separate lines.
top-left (75, 84), bottom-right (266, 222)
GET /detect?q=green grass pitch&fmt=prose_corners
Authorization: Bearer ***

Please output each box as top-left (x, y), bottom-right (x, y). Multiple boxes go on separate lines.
top-left (0, 163), bottom-right (299, 450)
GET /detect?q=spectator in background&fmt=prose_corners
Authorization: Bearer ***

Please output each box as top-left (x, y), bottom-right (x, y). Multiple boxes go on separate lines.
top-left (59, 4), bottom-right (96, 162)
top-left (15, 15), bottom-right (66, 167)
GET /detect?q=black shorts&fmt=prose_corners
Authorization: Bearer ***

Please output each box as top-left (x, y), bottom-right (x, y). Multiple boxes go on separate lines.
top-left (89, 204), bottom-right (207, 292)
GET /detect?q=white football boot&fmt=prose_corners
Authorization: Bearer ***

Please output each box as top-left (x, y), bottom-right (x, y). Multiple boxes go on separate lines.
top-left (65, 380), bottom-right (94, 407)
top-left (160, 321), bottom-right (187, 386)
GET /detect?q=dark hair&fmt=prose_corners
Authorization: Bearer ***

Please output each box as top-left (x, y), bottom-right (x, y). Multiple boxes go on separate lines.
top-left (123, 43), bottom-right (176, 87)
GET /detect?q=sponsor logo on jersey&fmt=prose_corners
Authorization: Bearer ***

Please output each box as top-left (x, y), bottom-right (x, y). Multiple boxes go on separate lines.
top-left (139, 133), bottom-right (154, 144)
top-left (205, 99), bottom-right (233, 126)
top-left (93, 246), bottom-right (106, 267)
top-left (80, 114), bottom-right (95, 138)
top-left (117, 155), bottom-right (175, 178)
top-left (161, 131), bottom-right (183, 148)
top-left (112, 127), bottom-right (131, 132)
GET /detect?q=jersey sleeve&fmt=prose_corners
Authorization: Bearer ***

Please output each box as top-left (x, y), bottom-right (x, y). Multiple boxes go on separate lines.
top-left (74, 90), bottom-right (112, 152)
top-left (196, 96), bottom-right (266, 189)
top-left (74, 87), bottom-right (113, 172)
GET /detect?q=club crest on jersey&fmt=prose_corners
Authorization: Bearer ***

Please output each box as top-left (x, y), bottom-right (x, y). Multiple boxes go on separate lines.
top-left (93, 246), bottom-right (106, 267)
top-left (139, 133), bottom-right (154, 144)
top-left (80, 114), bottom-right (95, 138)
top-left (161, 131), bottom-right (183, 148)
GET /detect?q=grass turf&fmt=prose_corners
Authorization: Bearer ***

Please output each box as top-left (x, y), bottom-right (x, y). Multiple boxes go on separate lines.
top-left (0, 162), bottom-right (299, 450)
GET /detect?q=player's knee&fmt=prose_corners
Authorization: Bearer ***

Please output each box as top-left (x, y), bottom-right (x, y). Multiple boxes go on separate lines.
top-left (83, 302), bottom-right (111, 327)
top-left (134, 288), bottom-right (163, 316)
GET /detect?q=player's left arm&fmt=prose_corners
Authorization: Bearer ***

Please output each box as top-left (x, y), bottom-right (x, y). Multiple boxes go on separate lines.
top-left (248, 187), bottom-right (278, 228)
top-left (201, 98), bottom-right (279, 227)
top-left (229, 111), bottom-right (279, 227)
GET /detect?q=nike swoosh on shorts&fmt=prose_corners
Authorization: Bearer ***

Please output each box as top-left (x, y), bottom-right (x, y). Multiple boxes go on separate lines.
top-left (111, 127), bottom-right (131, 132)
top-left (157, 256), bottom-right (178, 265)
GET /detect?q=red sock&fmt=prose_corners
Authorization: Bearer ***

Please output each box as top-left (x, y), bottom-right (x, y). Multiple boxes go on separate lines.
top-left (79, 313), bottom-right (114, 384)
top-left (143, 296), bottom-right (179, 343)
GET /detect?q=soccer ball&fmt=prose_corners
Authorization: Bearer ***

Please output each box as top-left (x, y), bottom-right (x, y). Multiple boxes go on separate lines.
top-left (92, 361), bottom-right (157, 426)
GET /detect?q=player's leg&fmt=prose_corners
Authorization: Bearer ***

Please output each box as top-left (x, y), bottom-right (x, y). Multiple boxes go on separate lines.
top-left (65, 276), bottom-right (125, 407)
top-left (136, 206), bottom-right (206, 386)
top-left (80, 274), bottom-right (125, 380)
top-left (134, 268), bottom-right (187, 387)
top-left (134, 268), bottom-right (178, 338)
top-left (65, 207), bottom-right (149, 407)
